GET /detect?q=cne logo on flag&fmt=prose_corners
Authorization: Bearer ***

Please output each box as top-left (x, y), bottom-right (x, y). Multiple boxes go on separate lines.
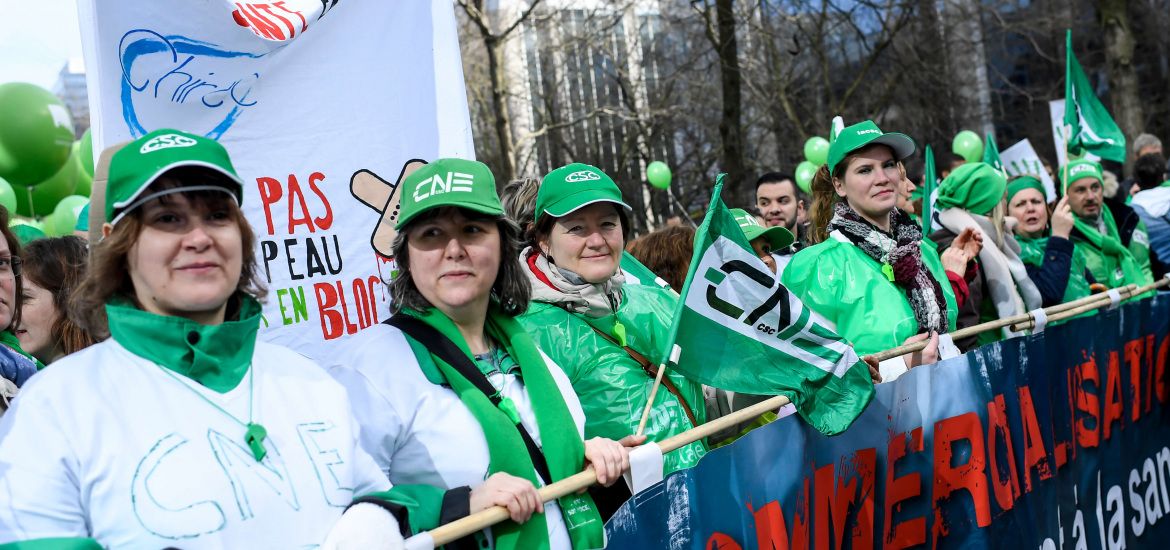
top-left (684, 235), bottom-right (855, 377)
top-left (413, 172), bottom-right (475, 202)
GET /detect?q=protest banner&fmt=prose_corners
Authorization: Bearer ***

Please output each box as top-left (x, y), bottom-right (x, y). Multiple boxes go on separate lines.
top-left (77, 0), bottom-right (473, 361)
top-left (605, 294), bottom-right (1170, 549)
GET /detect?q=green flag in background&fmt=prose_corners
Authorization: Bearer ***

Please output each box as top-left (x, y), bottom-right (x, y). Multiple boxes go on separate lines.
top-left (665, 176), bottom-right (874, 435)
top-left (1063, 30), bottom-right (1126, 163)
top-left (921, 144), bottom-right (937, 233)
top-left (621, 252), bottom-right (676, 295)
top-left (983, 132), bottom-right (1004, 174)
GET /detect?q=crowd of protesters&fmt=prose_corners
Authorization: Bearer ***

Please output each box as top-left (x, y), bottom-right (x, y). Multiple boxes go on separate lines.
top-left (0, 122), bottom-right (1166, 549)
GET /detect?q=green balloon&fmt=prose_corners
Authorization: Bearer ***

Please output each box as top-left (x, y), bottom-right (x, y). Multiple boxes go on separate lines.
top-left (0, 177), bottom-right (15, 215)
top-left (803, 136), bottom-right (830, 167)
top-left (78, 129), bottom-right (94, 177)
top-left (46, 195), bottom-right (89, 236)
top-left (952, 130), bottom-right (983, 163)
top-left (0, 83), bottom-right (75, 186)
top-left (647, 161), bottom-right (672, 190)
top-left (795, 161), bottom-right (817, 194)
top-left (71, 141), bottom-right (93, 197)
top-left (13, 146), bottom-right (78, 217)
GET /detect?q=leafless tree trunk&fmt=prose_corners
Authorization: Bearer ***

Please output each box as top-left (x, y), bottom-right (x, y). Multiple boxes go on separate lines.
top-left (1099, 0), bottom-right (1144, 175)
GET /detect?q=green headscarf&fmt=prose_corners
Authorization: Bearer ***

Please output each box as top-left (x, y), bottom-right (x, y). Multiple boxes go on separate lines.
top-left (935, 162), bottom-right (1006, 216)
top-left (404, 305), bottom-right (604, 550)
top-left (1006, 176), bottom-right (1046, 204)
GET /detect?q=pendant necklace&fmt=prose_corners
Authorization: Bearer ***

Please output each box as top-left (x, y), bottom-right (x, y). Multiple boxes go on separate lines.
top-left (155, 363), bottom-right (268, 462)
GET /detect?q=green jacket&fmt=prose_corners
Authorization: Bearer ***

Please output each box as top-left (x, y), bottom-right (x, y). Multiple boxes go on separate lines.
top-left (1071, 208), bottom-right (1153, 298)
top-left (781, 237), bottom-right (959, 356)
top-left (517, 284), bottom-right (707, 474)
top-left (1017, 236), bottom-right (1093, 306)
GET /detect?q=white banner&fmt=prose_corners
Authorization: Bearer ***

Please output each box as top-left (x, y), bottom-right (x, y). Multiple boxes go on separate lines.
top-left (1000, 138), bottom-right (1056, 202)
top-left (79, 0), bottom-right (474, 361)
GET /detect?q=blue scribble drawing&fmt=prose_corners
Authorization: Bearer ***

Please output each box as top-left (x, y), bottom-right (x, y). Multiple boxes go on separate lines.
top-left (208, 428), bottom-right (301, 521)
top-left (118, 29), bottom-right (265, 139)
top-left (131, 433), bottom-right (227, 540)
top-left (296, 421), bottom-right (353, 507)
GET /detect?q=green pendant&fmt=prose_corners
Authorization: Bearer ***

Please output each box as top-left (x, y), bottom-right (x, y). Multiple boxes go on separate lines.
top-left (245, 422), bottom-right (268, 462)
top-left (612, 321), bottom-right (628, 347)
top-left (497, 397), bottom-right (522, 425)
top-left (881, 262), bottom-right (895, 282)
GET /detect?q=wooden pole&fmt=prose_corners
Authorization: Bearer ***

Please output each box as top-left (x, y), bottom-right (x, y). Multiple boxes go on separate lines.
top-left (635, 364), bottom-right (666, 436)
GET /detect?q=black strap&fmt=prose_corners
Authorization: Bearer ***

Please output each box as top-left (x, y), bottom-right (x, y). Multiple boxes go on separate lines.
top-left (386, 314), bottom-right (554, 485)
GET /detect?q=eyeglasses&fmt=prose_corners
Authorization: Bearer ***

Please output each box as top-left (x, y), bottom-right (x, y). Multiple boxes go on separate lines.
top-left (0, 256), bottom-right (22, 280)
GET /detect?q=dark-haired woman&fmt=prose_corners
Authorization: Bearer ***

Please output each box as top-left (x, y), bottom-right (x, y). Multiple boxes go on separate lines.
top-left (332, 158), bottom-right (633, 550)
top-left (0, 130), bottom-right (405, 548)
top-left (783, 121), bottom-right (968, 381)
top-left (0, 206), bottom-right (42, 409)
top-left (16, 236), bottom-right (97, 364)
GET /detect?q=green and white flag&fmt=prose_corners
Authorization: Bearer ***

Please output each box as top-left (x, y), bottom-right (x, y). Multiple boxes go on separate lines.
top-left (664, 178), bottom-right (874, 435)
top-left (1063, 30), bottom-right (1126, 163)
top-left (621, 253), bottom-right (676, 296)
top-left (984, 131), bottom-right (1004, 175)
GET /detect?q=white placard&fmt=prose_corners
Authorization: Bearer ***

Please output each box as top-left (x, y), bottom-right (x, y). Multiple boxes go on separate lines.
top-left (1000, 139), bottom-right (1057, 202)
top-left (81, 0), bottom-right (474, 362)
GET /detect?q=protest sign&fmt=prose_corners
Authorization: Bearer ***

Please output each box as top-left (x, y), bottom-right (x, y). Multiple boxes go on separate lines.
top-left (1001, 139), bottom-right (1057, 202)
top-left (78, 1), bottom-right (474, 360)
top-left (607, 295), bottom-right (1170, 549)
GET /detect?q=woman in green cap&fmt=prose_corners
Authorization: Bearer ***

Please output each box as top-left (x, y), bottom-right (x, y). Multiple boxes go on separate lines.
top-left (784, 120), bottom-right (967, 382)
top-left (1005, 176), bottom-right (1095, 307)
top-left (0, 129), bottom-right (410, 549)
top-left (332, 158), bottom-right (633, 550)
top-left (517, 163), bottom-right (707, 474)
top-left (929, 162), bottom-right (1043, 349)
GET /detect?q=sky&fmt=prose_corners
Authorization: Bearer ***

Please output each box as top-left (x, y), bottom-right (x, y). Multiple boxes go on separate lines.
top-left (0, 0), bottom-right (84, 89)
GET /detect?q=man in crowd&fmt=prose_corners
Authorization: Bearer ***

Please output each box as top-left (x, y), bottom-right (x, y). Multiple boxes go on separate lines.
top-left (1062, 159), bottom-right (1154, 292)
top-left (754, 172), bottom-right (805, 274)
top-left (1134, 133), bottom-right (1163, 158)
top-left (1130, 153), bottom-right (1170, 279)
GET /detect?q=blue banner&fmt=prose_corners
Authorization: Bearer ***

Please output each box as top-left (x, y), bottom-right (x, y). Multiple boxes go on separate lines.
top-left (606, 295), bottom-right (1170, 549)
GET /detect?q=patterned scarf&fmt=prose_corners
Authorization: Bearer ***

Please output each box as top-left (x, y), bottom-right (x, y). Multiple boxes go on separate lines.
top-left (827, 202), bottom-right (948, 334)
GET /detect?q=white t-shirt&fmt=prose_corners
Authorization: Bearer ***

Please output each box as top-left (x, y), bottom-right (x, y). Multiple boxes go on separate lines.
top-left (330, 323), bottom-right (588, 550)
top-left (0, 339), bottom-right (390, 548)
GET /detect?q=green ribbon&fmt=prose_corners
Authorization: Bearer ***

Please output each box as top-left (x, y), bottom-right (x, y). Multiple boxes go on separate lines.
top-left (403, 305), bottom-right (604, 550)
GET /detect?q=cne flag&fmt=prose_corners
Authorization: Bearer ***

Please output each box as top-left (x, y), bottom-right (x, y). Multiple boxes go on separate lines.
top-left (1063, 30), bottom-right (1126, 163)
top-left (984, 132), bottom-right (1005, 174)
top-left (664, 177), bottom-right (874, 435)
top-left (921, 144), bottom-right (937, 233)
top-left (621, 253), bottom-right (677, 295)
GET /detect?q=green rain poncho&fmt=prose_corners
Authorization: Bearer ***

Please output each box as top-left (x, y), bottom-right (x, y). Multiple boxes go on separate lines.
top-left (781, 238), bottom-right (958, 357)
top-left (518, 284), bottom-right (707, 474)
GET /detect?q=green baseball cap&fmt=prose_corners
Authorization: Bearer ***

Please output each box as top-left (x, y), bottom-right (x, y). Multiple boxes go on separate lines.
top-left (106, 129), bottom-right (243, 225)
top-left (827, 120), bottom-right (916, 175)
top-left (1059, 159), bottom-right (1103, 195)
top-left (11, 222), bottom-right (46, 245)
top-left (730, 208), bottom-right (794, 251)
top-left (395, 158), bottom-right (502, 229)
top-left (535, 163), bottom-right (632, 221)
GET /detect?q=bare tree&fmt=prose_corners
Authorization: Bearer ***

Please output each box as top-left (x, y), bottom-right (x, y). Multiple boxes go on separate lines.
top-left (1099, 0), bottom-right (1144, 174)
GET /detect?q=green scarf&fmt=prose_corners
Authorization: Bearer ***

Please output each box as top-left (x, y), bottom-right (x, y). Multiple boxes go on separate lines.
top-left (1016, 236), bottom-right (1092, 305)
top-left (106, 294), bottom-right (262, 392)
top-left (1072, 207), bottom-right (1152, 291)
top-left (0, 330), bottom-right (44, 370)
top-left (404, 305), bottom-right (603, 550)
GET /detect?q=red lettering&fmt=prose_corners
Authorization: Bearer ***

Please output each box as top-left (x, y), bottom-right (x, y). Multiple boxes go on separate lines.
top-left (256, 176), bottom-right (283, 235)
top-left (884, 428), bottom-right (925, 550)
top-left (254, 4), bottom-right (295, 38)
top-left (367, 276), bottom-right (382, 324)
top-left (286, 174), bottom-right (315, 234)
top-left (307, 172), bottom-right (334, 230)
top-left (334, 281), bottom-right (361, 335)
top-left (1156, 335), bottom-right (1169, 404)
top-left (314, 282), bottom-right (342, 340)
top-left (238, 4), bottom-right (284, 40)
top-left (1102, 351), bottom-right (1124, 440)
top-left (273, 1), bottom-right (308, 32)
top-left (931, 412), bottom-right (991, 546)
top-left (986, 394), bottom-right (1021, 511)
top-left (705, 533), bottom-right (741, 550)
top-left (1017, 386), bottom-right (1052, 491)
top-left (1126, 338), bottom-right (1144, 421)
top-left (1074, 356), bottom-right (1101, 449)
top-left (352, 278), bottom-right (372, 329)
top-left (750, 501), bottom-right (790, 550)
top-left (1144, 335), bottom-right (1155, 415)
top-left (810, 450), bottom-right (877, 549)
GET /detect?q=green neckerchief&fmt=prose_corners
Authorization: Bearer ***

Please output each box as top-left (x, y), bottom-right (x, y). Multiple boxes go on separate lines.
top-left (403, 305), bottom-right (604, 550)
top-left (106, 294), bottom-right (262, 393)
top-left (1072, 207), bottom-right (1151, 290)
top-left (1017, 235), bottom-right (1093, 305)
top-left (0, 330), bottom-right (44, 370)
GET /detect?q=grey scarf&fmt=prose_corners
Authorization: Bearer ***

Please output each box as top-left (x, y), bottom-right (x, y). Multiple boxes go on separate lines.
top-left (522, 247), bottom-right (624, 318)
